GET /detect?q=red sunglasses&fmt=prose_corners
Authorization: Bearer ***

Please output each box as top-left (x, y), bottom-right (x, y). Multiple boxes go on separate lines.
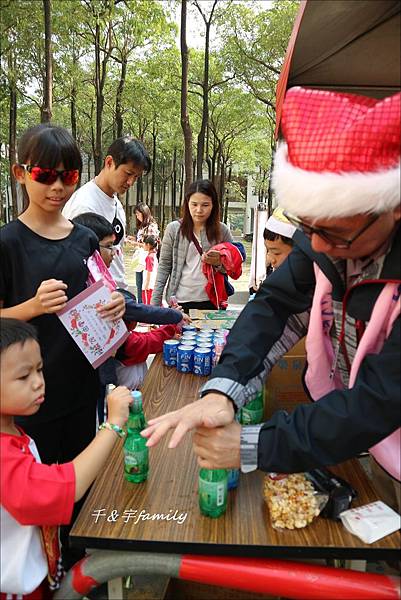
top-left (20, 164), bottom-right (80, 186)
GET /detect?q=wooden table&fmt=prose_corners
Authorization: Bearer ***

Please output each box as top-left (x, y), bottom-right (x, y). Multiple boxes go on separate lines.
top-left (71, 354), bottom-right (400, 561)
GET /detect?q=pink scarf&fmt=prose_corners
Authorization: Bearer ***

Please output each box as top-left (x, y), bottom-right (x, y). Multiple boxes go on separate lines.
top-left (305, 265), bottom-right (401, 480)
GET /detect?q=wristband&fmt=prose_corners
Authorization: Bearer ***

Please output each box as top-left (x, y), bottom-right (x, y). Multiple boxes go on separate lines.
top-left (98, 421), bottom-right (126, 438)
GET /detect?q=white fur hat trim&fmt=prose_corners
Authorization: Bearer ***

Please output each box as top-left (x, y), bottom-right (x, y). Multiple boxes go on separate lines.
top-left (272, 143), bottom-right (400, 220)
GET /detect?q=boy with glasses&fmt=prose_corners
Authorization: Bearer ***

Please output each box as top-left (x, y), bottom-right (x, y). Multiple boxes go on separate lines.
top-left (72, 213), bottom-right (187, 398)
top-left (142, 87), bottom-right (401, 513)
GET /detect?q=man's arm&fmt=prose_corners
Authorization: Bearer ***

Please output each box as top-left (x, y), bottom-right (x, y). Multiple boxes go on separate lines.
top-left (118, 289), bottom-right (183, 325)
top-left (142, 245), bottom-right (316, 449)
top-left (191, 317), bottom-right (401, 474)
top-left (200, 244), bottom-right (315, 406)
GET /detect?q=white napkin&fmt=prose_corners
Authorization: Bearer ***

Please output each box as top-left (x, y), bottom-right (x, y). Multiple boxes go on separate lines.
top-left (340, 501), bottom-right (401, 544)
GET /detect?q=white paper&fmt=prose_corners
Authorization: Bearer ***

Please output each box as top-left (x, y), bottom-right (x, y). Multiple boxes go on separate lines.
top-left (340, 501), bottom-right (401, 544)
top-left (57, 280), bottom-right (128, 368)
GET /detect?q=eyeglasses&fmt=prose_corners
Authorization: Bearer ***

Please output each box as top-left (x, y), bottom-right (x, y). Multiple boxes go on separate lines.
top-left (283, 211), bottom-right (380, 249)
top-left (20, 164), bottom-right (80, 186)
top-left (99, 245), bottom-right (116, 253)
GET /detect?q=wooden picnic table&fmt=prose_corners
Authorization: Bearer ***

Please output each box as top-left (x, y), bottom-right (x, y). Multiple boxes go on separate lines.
top-left (70, 353), bottom-right (400, 561)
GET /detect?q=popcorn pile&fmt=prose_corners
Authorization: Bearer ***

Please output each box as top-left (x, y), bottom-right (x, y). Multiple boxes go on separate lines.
top-left (263, 472), bottom-right (326, 529)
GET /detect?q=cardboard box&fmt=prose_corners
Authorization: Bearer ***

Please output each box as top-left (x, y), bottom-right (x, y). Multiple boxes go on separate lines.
top-left (264, 337), bottom-right (310, 419)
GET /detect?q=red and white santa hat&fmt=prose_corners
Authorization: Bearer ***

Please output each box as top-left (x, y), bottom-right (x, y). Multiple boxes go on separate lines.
top-left (272, 87), bottom-right (400, 219)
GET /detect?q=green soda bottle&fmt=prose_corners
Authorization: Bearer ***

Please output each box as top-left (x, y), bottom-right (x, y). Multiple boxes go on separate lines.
top-left (198, 469), bottom-right (228, 518)
top-left (239, 388), bottom-right (264, 425)
top-left (227, 413), bottom-right (241, 490)
top-left (127, 390), bottom-right (147, 432)
top-left (123, 391), bottom-right (148, 483)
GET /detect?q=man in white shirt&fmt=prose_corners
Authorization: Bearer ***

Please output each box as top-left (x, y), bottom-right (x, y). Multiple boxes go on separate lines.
top-left (63, 137), bottom-right (151, 288)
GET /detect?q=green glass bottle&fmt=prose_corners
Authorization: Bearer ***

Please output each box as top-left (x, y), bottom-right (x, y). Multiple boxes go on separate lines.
top-left (198, 469), bottom-right (228, 518)
top-left (123, 391), bottom-right (148, 483)
top-left (127, 390), bottom-right (146, 432)
top-left (239, 389), bottom-right (264, 425)
top-left (227, 414), bottom-right (241, 490)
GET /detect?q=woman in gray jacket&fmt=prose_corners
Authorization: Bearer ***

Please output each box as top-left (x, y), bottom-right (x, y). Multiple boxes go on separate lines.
top-left (151, 179), bottom-right (232, 311)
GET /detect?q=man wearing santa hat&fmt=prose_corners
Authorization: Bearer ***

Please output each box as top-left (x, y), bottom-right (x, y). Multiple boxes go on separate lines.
top-left (142, 87), bottom-right (401, 510)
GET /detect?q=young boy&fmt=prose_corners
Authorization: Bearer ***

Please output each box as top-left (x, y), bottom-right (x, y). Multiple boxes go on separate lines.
top-left (72, 213), bottom-right (184, 393)
top-left (63, 136), bottom-right (151, 289)
top-left (142, 235), bottom-right (158, 304)
top-left (0, 318), bottom-right (131, 598)
top-left (263, 207), bottom-right (296, 271)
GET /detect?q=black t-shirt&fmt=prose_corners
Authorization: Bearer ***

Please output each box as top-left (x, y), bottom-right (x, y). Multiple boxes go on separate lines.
top-left (0, 220), bottom-right (99, 423)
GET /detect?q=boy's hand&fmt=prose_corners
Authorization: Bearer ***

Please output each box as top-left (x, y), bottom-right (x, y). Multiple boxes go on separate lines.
top-left (181, 313), bottom-right (192, 324)
top-left (107, 386), bottom-right (131, 428)
top-left (97, 291), bottom-right (125, 321)
top-left (35, 279), bottom-right (68, 315)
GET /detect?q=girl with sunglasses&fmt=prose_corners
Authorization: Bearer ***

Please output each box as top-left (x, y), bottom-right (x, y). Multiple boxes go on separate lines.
top-left (0, 123), bottom-right (125, 569)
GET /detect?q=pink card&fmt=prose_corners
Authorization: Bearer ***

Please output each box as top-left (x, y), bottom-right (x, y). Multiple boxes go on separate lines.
top-left (57, 280), bottom-right (129, 368)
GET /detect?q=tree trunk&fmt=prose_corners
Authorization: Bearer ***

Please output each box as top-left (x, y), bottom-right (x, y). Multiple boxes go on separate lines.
top-left (87, 153), bottom-right (92, 181)
top-left (136, 180), bottom-right (143, 205)
top-left (125, 189), bottom-right (130, 234)
top-left (94, 20), bottom-right (103, 174)
top-left (8, 47), bottom-right (18, 219)
top-left (70, 35), bottom-right (78, 139)
top-left (223, 165), bottom-right (231, 223)
top-left (219, 154), bottom-right (225, 219)
top-left (150, 126), bottom-right (157, 210)
top-left (196, 20), bottom-right (211, 179)
top-left (211, 136), bottom-right (218, 182)
top-left (115, 57), bottom-right (127, 138)
top-left (94, 17), bottom-right (112, 175)
top-left (206, 124), bottom-right (212, 179)
top-left (70, 86), bottom-right (77, 140)
top-left (180, 0), bottom-right (193, 192)
top-left (178, 163), bottom-right (184, 212)
top-left (41, 0), bottom-right (53, 123)
top-left (172, 147), bottom-right (177, 219)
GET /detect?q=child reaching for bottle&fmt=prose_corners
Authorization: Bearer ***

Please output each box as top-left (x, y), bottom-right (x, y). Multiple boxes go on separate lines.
top-left (0, 318), bottom-right (132, 599)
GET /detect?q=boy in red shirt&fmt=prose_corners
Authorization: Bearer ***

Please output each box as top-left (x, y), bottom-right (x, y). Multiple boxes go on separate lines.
top-left (72, 213), bottom-right (183, 393)
top-left (0, 318), bottom-right (131, 599)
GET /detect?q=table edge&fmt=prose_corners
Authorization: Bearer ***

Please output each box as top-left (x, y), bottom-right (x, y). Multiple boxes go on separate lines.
top-left (70, 535), bottom-right (400, 560)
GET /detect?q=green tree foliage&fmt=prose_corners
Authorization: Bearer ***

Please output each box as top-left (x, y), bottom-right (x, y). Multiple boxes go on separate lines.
top-left (0, 0), bottom-right (298, 226)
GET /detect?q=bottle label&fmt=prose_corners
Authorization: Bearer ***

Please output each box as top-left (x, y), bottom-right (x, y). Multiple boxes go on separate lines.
top-left (240, 406), bottom-right (264, 424)
top-left (199, 480), bottom-right (226, 507)
top-left (124, 449), bottom-right (148, 473)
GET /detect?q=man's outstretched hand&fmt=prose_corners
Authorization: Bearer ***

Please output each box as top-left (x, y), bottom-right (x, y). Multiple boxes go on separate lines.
top-left (141, 392), bottom-right (235, 449)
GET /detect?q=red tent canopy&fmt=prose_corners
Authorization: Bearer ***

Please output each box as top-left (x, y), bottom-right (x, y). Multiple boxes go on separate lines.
top-left (275, 0), bottom-right (401, 138)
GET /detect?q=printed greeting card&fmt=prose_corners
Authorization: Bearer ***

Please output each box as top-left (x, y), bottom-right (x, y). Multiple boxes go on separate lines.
top-left (57, 280), bottom-right (129, 368)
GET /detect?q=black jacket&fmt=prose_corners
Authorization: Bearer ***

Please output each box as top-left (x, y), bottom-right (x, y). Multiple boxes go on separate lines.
top-left (204, 227), bottom-right (401, 474)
